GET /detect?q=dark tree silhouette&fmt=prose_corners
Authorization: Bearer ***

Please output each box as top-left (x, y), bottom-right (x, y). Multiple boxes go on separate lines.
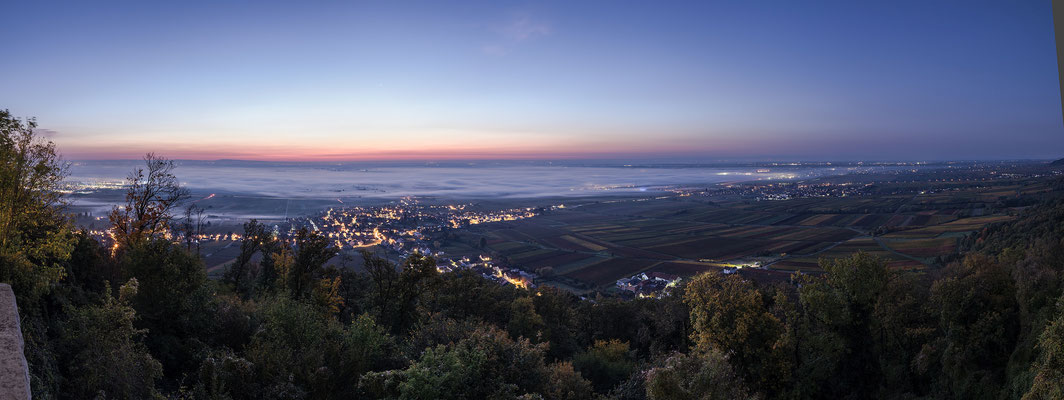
top-left (108, 153), bottom-right (189, 248)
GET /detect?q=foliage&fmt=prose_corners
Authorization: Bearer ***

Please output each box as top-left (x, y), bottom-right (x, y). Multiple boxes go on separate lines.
top-left (574, 295), bottom-right (689, 358)
top-left (108, 153), bottom-right (189, 248)
top-left (685, 271), bottom-right (791, 396)
top-left (241, 297), bottom-right (397, 399)
top-left (121, 238), bottom-right (215, 379)
top-left (224, 219), bottom-right (272, 296)
top-left (0, 109), bottom-right (73, 300)
top-left (544, 361), bottom-right (594, 400)
top-left (1023, 293), bottom-right (1064, 400)
top-left (372, 325), bottom-right (575, 399)
top-left (645, 350), bottom-right (753, 400)
top-left (58, 279), bottom-right (164, 399)
top-left (363, 250), bottom-right (438, 334)
top-left (193, 347), bottom-right (256, 400)
top-left (571, 339), bottom-right (635, 393)
top-left (287, 227), bottom-right (337, 299)
top-left (794, 253), bottom-right (886, 398)
top-left (532, 286), bottom-right (581, 360)
top-left (424, 268), bottom-right (520, 326)
top-left (919, 254), bottom-right (1019, 400)
top-left (508, 296), bottom-right (545, 341)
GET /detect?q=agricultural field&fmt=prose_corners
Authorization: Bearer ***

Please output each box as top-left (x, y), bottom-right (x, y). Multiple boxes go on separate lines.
top-left (881, 215), bottom-right (1016, 239)
top-left (563, 258), bottom-right (661, 287)
top-left (647, 260), bottom-right (726, 277)
top-left (771, 237), bottom-right (924, 273)
top-left (446, 174), bottom-right (1058, 291)
top-left (461, 203), bottom-right (865, 288)
top-left (881, 237), bottom-right (958, 258)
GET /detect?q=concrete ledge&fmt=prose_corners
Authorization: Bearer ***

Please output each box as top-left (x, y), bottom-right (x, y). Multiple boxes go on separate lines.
top-left (0, 284), bottom-right (30, 400)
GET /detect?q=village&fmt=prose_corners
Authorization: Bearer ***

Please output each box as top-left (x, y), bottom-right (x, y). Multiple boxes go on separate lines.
top-left (296, 197), bottom-right (545, 289)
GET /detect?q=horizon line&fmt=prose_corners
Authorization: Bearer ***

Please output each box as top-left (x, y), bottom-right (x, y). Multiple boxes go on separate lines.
top-left (64, 156), bottom-right (1061, 164)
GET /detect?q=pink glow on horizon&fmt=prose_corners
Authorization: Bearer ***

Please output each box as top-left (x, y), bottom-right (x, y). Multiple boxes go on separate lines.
top-left (55, 137), bottom-right (748, 161)
top-left (59, 145), bottom-right (734, 162)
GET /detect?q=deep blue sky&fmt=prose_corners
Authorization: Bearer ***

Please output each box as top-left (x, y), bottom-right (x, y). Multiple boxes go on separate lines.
top-left (1, 0), bottom-right (1060, 161)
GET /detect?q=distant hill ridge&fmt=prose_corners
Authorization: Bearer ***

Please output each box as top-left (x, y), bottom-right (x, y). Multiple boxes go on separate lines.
top-left (1052, 157), bottom-right (1064, 166)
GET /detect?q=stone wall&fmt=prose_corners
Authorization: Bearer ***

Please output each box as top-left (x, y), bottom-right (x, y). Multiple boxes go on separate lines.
top-left (0, 284), bottom-right (30, 400)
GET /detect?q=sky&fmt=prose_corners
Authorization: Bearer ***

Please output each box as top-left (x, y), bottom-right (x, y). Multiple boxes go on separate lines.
top-left (1, 0), bottom-right (1060, 161)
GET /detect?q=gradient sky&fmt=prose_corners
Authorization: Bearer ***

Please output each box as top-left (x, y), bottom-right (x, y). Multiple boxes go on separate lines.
top-left (1, 0), bottom-right (1060, 161)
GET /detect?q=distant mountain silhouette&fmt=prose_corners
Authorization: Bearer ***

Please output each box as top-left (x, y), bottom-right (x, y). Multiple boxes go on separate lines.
top-left (1052, 157), bottom-right (1064, 166)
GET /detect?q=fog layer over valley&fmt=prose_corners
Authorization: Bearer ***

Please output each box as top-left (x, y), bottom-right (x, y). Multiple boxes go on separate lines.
top-left (68, 159), bottom-right (909, 199)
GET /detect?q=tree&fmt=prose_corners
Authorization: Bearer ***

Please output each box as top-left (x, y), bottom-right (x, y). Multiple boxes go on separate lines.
top-left (242, 298), bottom-right (398, 399)
top-left (403, 313), bottom-right (490, 360)
top-left (533, 286), bottom-right (582, 360)
top-left (207, 294), bottom-right (260, 356)
top-left (366, 325), bottom-right (562, 399)
top-left (423, 268), bottom-right (520, 326)
top-left (919, 254), bottom-right (1019, 400)
top-left (1023, 294), bottom-right (1064, 400)
top-left (999, 238), bottom-right (1064, 398)
top-left (545, 362), bottom-right (595, 400)
top-left (180, 204), bottom-right (206, 254)
top-left (244, 296), bottom-right (339, 398)
top-left (0, 109), bottom-right (73, 299)
top-left (363, 250), bottom-right (438, 334)
top-left (259, 237), bottom-right (288, 293)
top-left (795, 252), bottom-right (890, 399)
top-left (193, 347), bottom-right (257, 400)
top-left (63, 230), bottom-right (113, 295)
top-left (224, 219), bottom-right (271, 296)
top-left (685, 271), bottom-right (791, 397)
top-left (287, 227), bottom-right (336, 299)
top-left (108, 153), bottom-right (189, 249)
top-left (59, 279), bottom-right (163, 399)
top-left (576, 298), bottom-right (641, 352)
top-left (121, 239), bottom-right (214, 379)
top-left (873, 268), bottom-right (936, 397)
top-left (645, 350), bottom-right (753, 400)
top-left (340, 314), bottom-right (402, 382)
top-left (632, 293), bottom-right (689, 357)
top-left (572, 339), bottom-right (636, 393)
top-left (313, 273), bottom-right (345, 316)
top-left (509, 296), bottom-right (545, 342)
